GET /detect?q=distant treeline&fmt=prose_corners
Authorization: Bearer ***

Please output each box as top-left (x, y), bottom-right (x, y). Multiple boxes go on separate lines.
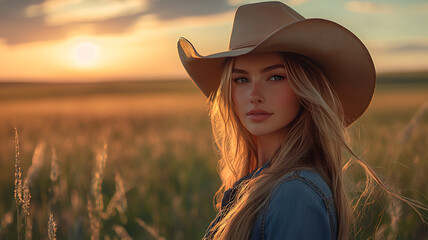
top-left (377, 71), bottom-right (428, 84)
top-left (0, 80), bottom-right (200, 101)
top-left (0, 72), bottom-right (427, 101)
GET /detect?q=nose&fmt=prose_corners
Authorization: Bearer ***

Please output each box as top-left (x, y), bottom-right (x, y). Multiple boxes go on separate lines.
top-left (249, 81), bottom-right (264, 104)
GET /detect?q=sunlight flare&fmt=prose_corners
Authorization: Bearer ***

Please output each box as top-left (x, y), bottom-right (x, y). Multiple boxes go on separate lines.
top-left (71, 42), bottom-right (100, 67)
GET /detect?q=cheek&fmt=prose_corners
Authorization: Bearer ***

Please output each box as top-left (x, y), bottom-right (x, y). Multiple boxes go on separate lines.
top-left (232, 87), bottom-right (245, 114)
top-left (284, 89), bottom-right (299, 106)
top-left (274, 85), bottom-right (301, 113)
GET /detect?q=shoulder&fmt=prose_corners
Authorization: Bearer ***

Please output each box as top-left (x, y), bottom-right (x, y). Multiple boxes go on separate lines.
top-left (273, 169), bottom-right (334, 200)
top-left (251, 170), bottom-right (337, 240)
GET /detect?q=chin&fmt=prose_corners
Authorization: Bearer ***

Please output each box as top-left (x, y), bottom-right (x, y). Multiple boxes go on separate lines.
top-left (247, 128), bottom-right (274, 137)
top-left (245, 122), bottom-right (291, 137)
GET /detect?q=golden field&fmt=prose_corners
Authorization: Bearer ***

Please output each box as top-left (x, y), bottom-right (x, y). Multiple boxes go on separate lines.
top-left (0, 80), bottom-right (427, 239)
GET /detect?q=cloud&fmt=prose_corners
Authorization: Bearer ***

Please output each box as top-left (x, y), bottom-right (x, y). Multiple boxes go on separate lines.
top-left (367, 39), bottom-right (428, 73)
top-left (80, 0), bottom-right (235, 38)
top-left (388, 42), bottom-right (428, 53)
top-left (25, 0), bottom-right (82, 18)
top-left (367, 39), bottom-right (428, 55)
top-left (345, 1), bottom-right (395, 14)
top-left (26, 0), bottom-right (147, 25)
top-left (86, 11), bottom-right (147, 35)
top-left (0, 0), bottom-right (235, 45)
top-left (147, 0), bottom-right (234, 20)
top-left (0, 0), bottom-right (69, 45)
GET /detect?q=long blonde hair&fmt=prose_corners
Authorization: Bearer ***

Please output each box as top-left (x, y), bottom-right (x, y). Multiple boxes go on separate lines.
top-left (206, 52), bottom-right (426, 239)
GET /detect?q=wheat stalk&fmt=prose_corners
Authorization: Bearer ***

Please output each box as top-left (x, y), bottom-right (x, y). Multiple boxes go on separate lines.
top-left (14, 128), bottom-right (23, 205)
top-left (0, 211), bottom-right (14, 237)
top-left (112, 225), bottom-right (133, 240)
top-left (26, 214), bottom-right (32, 240)
top-left (387, 196), bottom-right (402, 236)
top-left (13, 128), bottom-right (35, 240)
top-left (50, 147), bottom-right (59, 183)
top-left (399, 101), bottom-right (428, 144)
top-left (92, 144), bottom-right (107, 214)
top-left (21, 181), bottom-right (31, 217)
top-left (103, 172), bottom-right (127, 220)
top-left (48, 212), bottom-right (57, 240)
top-left (114, 173), bottom-right (127, 216)
top-left (48, 147), bottom-right (61, 208)
top-left (135, 218), bottom-right (165, 240)
top-left (88, 197), bottom-right (100, 240)
top-left (46, 146), bottom-right (61, 240)
top-left (25, 141), bottom-right (46, 187)
top-left (88, 143), bottom-right (108, 240)
top-left (14, 128), bottom-right (24, 240)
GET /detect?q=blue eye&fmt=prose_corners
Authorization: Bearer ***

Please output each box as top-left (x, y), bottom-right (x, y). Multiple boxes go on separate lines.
top-left (234, 77), bottom-right (249, 83)
top-left (269, 75), bottom-right (284, 81)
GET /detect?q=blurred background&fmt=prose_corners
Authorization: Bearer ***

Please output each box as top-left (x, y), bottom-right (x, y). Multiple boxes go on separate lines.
top-left (0, 0), bottom-right (428, 81)
top-left (0, 0), bottom-right (427, 239)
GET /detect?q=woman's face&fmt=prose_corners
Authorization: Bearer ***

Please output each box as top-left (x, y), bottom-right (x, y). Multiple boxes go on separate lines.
top-left (231, 52), bottom-right (301, 137)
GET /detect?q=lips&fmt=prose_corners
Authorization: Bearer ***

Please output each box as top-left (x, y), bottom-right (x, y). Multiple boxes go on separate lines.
top-left (246, 109), bottom-right (273, 115)
top-left (246, 109), bottom-right (273, 122)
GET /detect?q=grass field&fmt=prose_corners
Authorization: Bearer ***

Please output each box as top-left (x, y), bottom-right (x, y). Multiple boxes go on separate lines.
top-left (0, 79), bottom-right (427, 239)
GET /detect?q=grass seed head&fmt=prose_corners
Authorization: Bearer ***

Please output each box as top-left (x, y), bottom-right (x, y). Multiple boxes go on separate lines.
top-left (25, 141), bottom-right (46, 187)
top-left (22, 181), bottom-right (31, 216)
top-left (1, 211), bottom-right (14, 233)
top-left (92, 144), bottom-right (107, 213)
top-left (399, 102), bottom-right (428, 144)
top-left (87, 197), bottom-right (100, 240)
top-left (135, 218), bottom-right (165, 240)
top-left (387, 197), bottom-right (402, 234)
top-left (26, 214), bottom-right (33, 240)
top-left (50, 147), bottom-right (59, 182)
top-left (112, 225), bottom-right (133, 240)
top-left (48, 212), bottom-right (57, 240)
top-left (115, 173), bottom-right (127, 214)
top-left (14, 128), bottom-right (23, 204)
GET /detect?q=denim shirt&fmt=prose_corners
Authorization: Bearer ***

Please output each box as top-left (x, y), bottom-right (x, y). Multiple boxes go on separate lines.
top-left (203, 162), bottom-right (338, 240)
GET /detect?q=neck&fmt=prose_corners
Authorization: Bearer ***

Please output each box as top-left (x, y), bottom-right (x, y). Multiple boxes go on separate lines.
top-left (255, 127), bottom-right (289, 168)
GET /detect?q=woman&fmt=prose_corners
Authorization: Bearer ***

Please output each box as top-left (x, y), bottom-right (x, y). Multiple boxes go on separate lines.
top-left (177, 1), bottom-right (423, 239)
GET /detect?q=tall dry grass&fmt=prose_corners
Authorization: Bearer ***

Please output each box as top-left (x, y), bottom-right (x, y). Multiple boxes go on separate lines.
top-left (14, 128), bottom-right (31, 240)
top-left (11, 130), bottom-right (168, 239)
top-left (346, 98), bottom-right (428, 239)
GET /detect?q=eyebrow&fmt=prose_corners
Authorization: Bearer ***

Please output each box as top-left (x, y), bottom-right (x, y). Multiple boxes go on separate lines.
top-left (232, 64), bottom-right (285, 74)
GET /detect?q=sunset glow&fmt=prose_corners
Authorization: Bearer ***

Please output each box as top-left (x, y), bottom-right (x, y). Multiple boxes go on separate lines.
top-left (71, 42), bottom-right (99, 68)
top-left (0, 0), bottom-right (427, 82)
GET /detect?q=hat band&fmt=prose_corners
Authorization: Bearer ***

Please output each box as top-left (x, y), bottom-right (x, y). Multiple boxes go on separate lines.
top-left (230, 44), bottom-right (257, 51)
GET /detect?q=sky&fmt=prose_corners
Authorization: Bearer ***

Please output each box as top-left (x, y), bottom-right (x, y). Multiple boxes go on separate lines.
top-left (0, 0), bottom-right (427, 82)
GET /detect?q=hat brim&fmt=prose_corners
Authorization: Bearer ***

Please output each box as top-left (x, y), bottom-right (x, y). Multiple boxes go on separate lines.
top-left (177, 18), bottom-right (376, 126)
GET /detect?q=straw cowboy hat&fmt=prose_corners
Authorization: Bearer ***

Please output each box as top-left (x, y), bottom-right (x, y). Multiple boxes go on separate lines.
top-left (177, 1), bottom-right (375, 126)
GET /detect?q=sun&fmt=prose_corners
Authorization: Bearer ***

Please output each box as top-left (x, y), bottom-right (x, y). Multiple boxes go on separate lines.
top-left (71, 42), bottom-right (99, 67)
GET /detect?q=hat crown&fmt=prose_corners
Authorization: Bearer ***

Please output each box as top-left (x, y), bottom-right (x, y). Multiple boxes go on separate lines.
top-left (229, 1), bottom-right (304, 50)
